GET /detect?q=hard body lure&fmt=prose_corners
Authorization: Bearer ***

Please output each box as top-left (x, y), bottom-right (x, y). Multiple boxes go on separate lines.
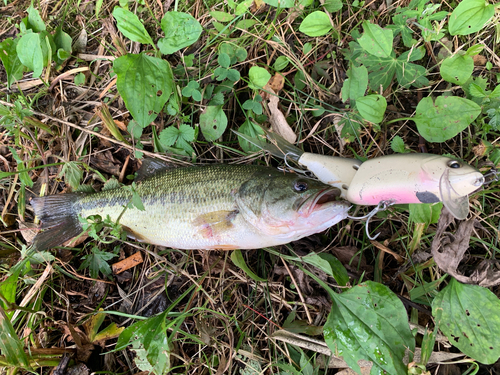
top-left (235, 130), bottom-right (484, 220)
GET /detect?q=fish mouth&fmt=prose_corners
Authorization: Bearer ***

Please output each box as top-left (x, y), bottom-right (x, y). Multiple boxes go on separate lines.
top-left (299, 188), bottom-right (340, 216)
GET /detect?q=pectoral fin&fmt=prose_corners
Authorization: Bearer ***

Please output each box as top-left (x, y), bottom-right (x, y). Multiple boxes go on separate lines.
top-left (193, 210), bottom-right (239, 239)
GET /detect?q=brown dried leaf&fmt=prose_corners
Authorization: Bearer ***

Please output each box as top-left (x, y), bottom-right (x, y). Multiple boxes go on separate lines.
top-left (112, 251), bottom-right (143, 274)
top-left (268, 73), bottom-right (284, 93)
top-left (264, 88), bottom-right (296, 143)
top-left (431, 207), bottom-right (500, 286)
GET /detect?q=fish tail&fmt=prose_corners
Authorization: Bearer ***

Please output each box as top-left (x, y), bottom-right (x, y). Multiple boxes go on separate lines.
top-left (30, 193), bottom-right (85, 251)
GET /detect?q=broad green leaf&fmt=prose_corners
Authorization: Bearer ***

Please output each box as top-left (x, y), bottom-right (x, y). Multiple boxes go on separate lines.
top-left (16, 32), bottom-right (44, 78)
top-left (409, 203), bottom-right (442, 225)
top-left (27, 5), bottom-right (46, 32)
top-left (237, 120), bottom-right (265, 152)
top-left (273, 56), bottom-right (289, 71)
top-left (112, 7), bottom-right (154, 46)
top-left (117, 312), bottom-right (172, 374)
top-left (231, 250), bottom-right (267, 282)
top-left (414, 96), bottom-right (481, 142)
top-left (299, 11), bottom-right (332, 37)
top-left (356, 94), bottom-right (387, 123)
top-left (264, 0), bottom-right (295, 7)
top-left (448, 0), bottom-right (495, 35)
top-left (80, 246), bottom-right (117, 279)
top-left (235, 0), bottom-right (253, 15)
top-left (0, 306), bottom-right (30, 369)
top-left (54, 26), bottom-right (72, 54)
top-left (466, 44), bottom-right (484, 56)
top-left (432, 278), bottom-right (500, 364)
top-left (323, 0), bottom-right (343, 12)
top-left (236, 19), bottom-right (257, 29)
top-left (341, 65), bottom-right (368, 102)
top-left (218, 53), bottom-right (231, 68)
top-left (248, 66), bottom-right (271, 89)
top-left (391, 135), bottom-right (406, 153)
top-left (210, 11), bottom-right (234, 22)
top-left (0, 38), bottom-right (25, 88)
top-left (0, 267), bottom-right (21, 310)
top-left (324, 281), bottom-right (414, 375)
top-left (302, 253), bottom-right (348, 286)
top-left (358, 21), bottom-right (393, 58)
top-left (114, 53), bottom-right (173, 128)
top-left (440, 54), bottom-right (474, 85)
top-left (199, 105), bottom-right (228, 141)
top-left (158, 12), bottom-right (202, 55)
top-left (395, 60), bottom-right (428, 88)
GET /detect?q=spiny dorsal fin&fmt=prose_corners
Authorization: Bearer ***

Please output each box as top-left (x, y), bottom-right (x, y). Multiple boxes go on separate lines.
top-left (135, 159), bottom-right (171, 182)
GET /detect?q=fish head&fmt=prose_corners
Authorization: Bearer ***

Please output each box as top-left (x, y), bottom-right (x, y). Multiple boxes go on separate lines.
top-left (235, 174), bottom-right (349, 240)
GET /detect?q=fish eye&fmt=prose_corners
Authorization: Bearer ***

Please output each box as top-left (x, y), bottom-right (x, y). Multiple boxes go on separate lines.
top-left (293, 180), bottom-right (308, 192)
top-left (448, 160), bottom-right (461, 169)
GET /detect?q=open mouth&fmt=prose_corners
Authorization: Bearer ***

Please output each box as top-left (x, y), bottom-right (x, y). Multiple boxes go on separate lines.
top-left (299, 188), bottom-right (340, 216)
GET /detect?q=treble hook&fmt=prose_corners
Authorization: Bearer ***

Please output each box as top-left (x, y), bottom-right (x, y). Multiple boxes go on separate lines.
top-left (347, 200), bottom-right (396, 240)
top-left (482, 168), bottom-right (499, 186)
top-left (278, 153), bottom-right (316, 179)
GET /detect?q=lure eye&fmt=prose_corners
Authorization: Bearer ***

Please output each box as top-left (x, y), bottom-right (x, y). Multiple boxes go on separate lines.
top-left (294, 180), bottom-right (308, 192)
top-left (448, 160), bottom-right (461, 169)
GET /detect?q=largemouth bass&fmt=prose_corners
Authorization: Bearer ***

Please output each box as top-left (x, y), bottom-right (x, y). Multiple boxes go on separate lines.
top-left (31, 162), bottom-right (349, 251)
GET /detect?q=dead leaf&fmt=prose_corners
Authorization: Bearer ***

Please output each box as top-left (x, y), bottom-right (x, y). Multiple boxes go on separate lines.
top-left (250, 0), bottom-right (265, 13)
top-left (268, 73), bottom-right (285, 93)
top-left (112, 252), bottom-right (143, 274)
top-left (473, 55), bottom-right (487, 66)
top-left (264, 88), bottom-right (297, 143)
top-left (431, 207), bottom-right (500, 287)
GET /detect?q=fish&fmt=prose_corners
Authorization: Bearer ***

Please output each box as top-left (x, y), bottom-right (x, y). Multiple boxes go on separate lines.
top-left (30, 161), bottom-right (350, 251)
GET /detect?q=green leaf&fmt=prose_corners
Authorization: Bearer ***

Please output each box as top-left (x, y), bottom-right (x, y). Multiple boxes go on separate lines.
top-left (210, 11), bottom-right (234, 22)
top-left (409, 202), bottom-right (442, 225)
top-left (356, 94), bottom-right (387, 123)
top-left (237, 120), bottom-right (265, 152)
top-left (112, 7), bottom-right (154, 46)
top-left (448, 0), bottom-right (495, 36)
top-left (432, 278), bottom-right (500, 364)
top-left (358, 21), bottom-right (393, 58)
top-left (263, 0), bottom-right (295, 7)
top-left (324, 281), bottom-right (415, 374)
top-left (414, 96), bottom-right (481, 142)
top-left (27, 5), bottom-right (46, 32)
top-left (178, 124), bottom-right (195, 142)
top-left (58, 161), bottom-right (83, 190)
top-left (391, 135), bottom-right (408, 153)
top-left (16, 32), bottom-right (44, 78)
top-left (0, 306), bottom-right (30, 369)
top-left (323, 0), bottom-right (343, 12)
top-left (0, 38), bottom-right (25, 88)
top-left (440, 53), bottom-right (474, 85)
top-left (158, 12), bottom-right (202, 55)
top-left (159, 127), bottom-right (179, 147)
top-left (9, 147), bottom-right (33, 188)
top-left (302, 253), bottom-right (349, 286)
top-left (114, 53), bottom-right (173, 128)
top-left (231, 250), bottom-right (267, 282)
top-left (236, 19), bottom-right (257, 30)
top-left (199, 105), bottom-right (228, 141)
top-left (341, 65), bottom-right (368, 102)
top-left (218, 53), bottom-right (231, 69)
top-left (117, 312), bottom-right (172, 374)
top-left (466, 44), bottom-right (484, 56)
top-left (273, 56), bottom-right (289, 71)
top-left (80, 247), bottom-right (117, 279)
top-left (0, 267), bottom-right (21, 310)
top-left (54, 26), bottom-right (72, 65)
top-left (248, 66), bottom-right (271, 89)
top-left (299, 11), bottom-right (332, 37)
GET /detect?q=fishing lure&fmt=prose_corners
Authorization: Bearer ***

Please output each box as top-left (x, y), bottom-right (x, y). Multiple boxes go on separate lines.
top-left (235, 129), bottom-right (484, 221)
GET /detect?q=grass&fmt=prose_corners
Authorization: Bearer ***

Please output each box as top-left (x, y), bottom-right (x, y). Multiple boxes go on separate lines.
top-left (1, 0), bottom-right (500, 373)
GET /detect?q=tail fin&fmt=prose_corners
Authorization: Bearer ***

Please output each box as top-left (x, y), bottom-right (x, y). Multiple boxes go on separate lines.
top-left (30, 193), bottom-right (85, 251)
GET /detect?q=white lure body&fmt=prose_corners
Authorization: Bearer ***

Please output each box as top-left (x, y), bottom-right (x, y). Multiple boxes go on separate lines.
top-left (298, 153), bottom-right (362, 198)
top-left (346, 153), bottom-right (484, 219)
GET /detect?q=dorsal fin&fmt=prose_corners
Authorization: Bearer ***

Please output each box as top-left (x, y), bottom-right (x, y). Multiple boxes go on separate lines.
top-left (136, 159), bottom-right (171, 182)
